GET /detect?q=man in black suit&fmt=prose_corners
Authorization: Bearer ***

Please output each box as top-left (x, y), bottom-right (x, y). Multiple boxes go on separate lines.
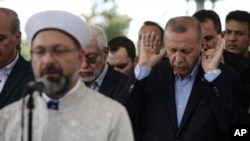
top-left (193, 9), bottom-right (250, 117)
top-left (79, 24), bottom-right (133, 106)
top-left (132, 16), bottom-right (249, 141)
top-left (0, 8), bottom-right (35, 109)
top-left (107, 36), bottom-right (137, 76)
top-left (224, 10), bottom-right (250, 58)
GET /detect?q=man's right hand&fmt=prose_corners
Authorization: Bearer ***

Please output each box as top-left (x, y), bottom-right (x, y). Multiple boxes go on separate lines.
top-left (138, 32), bottom-right (166, 68)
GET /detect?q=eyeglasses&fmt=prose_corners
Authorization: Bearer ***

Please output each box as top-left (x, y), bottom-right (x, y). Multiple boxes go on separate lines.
top-left (85, 49), bottom-right (105, 64)
top-left (31, 47), bottom-right (79, 58)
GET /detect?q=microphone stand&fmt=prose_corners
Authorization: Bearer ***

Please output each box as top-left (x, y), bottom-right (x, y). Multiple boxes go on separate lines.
top-left (24, 80), bottom-right (45, 141)
top-left (21, 86), bottom-right (33, 141)
top-left (27, 92), bottom-right (34, 141)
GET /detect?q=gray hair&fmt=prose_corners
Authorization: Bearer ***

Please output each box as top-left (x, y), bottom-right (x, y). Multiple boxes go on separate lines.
top-left (88, 24), bottom-right (108, 50)
top-left (165, 16), bottom-right (203, 41)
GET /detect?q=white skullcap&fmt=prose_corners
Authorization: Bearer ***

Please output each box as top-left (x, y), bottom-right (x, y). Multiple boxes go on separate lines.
top-left (25, 10), bottom-right (90, 48)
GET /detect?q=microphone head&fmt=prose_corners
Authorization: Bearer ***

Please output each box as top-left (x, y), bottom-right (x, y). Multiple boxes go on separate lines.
top-left (36, 78), bottom-right (49, 89)
top-left (25, 78), bottom-right (49, 94)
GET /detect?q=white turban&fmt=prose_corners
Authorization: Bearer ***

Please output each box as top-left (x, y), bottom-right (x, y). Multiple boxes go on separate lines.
top-left (25, 10), bottom-right (90, 48)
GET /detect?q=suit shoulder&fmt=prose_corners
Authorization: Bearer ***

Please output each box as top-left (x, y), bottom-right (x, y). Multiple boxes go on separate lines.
top-left (223, 50), bottom-right (250, 72)
top-left (13, 55), bottom-right (33, 72)
top-left (219, 63), bottom-right (240, 80)
top-left (151, 58), bottom-right (171, 73)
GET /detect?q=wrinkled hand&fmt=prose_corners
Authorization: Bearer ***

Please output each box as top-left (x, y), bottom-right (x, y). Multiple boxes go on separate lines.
top-left (138, 32), bottom-right (166, 68)
top-left (201, 35), bottom-right (224, 73)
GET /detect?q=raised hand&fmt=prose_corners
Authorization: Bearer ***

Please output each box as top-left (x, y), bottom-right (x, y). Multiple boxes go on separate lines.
top-left (201, 35), bottom-right (224, 73)
top-left (138, 32), bottom-right (166, 68)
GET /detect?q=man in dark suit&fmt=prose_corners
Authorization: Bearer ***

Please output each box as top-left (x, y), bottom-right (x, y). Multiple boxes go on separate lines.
top-left (132, 16), bottom-right (249, 141)
top-left (79, 24), bottom-right (133, 106)
top-left (107, 36), bottom-right (138, 76)
top-left (193, 9), bottom-right (250, 117)
top-left (224, 10), bottom-right (250, 58)
top-left (0, 8), bottom-right (35, 109)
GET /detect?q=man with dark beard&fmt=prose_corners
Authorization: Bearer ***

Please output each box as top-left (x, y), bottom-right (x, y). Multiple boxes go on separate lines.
top-left (0, 10), bottom-right (134, 141)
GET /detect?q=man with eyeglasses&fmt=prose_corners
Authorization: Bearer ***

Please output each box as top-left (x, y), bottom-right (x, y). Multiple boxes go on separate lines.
top-left (79, 24), bottom-right (140, 140)
top-left (0, 10), bottom-right (134, 141)
top-left (79, 24), bottom-right (133, 106)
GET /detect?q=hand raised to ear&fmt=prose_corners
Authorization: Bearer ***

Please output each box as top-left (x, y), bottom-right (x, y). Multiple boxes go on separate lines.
top-left (138, 31), bottom-right (166, 68)
top-left (201, 35), bottom-right (224, 73)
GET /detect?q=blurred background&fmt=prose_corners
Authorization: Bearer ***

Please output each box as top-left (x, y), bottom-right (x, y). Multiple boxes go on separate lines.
top-left (1, 0), bottom-right (249, 60)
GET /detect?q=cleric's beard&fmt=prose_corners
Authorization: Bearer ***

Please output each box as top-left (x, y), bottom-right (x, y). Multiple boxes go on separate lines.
top-left (45, 77), bottom-right (69, 97)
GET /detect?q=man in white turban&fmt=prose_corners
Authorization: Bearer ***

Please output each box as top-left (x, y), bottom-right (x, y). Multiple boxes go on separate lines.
top-left (0, 10), bottom-right (134, 141)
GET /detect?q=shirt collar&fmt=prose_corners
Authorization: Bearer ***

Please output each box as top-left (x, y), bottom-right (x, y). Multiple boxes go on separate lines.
top-left (0, 52), bottom-right (19, 76)
top-left (91, 62), bottom-right (108, 87)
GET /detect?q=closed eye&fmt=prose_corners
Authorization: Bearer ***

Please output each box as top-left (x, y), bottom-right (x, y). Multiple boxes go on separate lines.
top-left (116, 64), bottom-right (127, 69)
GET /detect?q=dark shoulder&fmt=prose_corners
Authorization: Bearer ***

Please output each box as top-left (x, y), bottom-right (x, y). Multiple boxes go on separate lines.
top-left (11, 55), bottom-right (33, 74)
top-left (219, 62), bottom-right (240, 80)
top-left (223, 50), bottom-right (250, 73)
top-left (149, 57), bottom-right (174, 77)
top-left (153, 57), bottom-right (171, 70)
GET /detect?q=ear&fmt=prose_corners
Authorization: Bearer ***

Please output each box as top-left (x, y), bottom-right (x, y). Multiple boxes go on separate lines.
top-left (133, 56), bottom-right (139, 67)
top-left (201, 39), bottom-right (206, 49)
top-left (221, 31), bottom-right (225, 38)
top-left (78, 48), bottom-right (85, 66)
top-left (15, 32), bottom-right (21, 51)
top-left (14, 31), bottom-right (21, 43)
top-left (103, 46), bottom-right (110, 59)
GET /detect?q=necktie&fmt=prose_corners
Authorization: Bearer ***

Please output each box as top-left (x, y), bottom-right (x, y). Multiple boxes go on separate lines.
top-left (47, 101), bottom-right (59, 110)
top-left (92, 82), bottom-right (99, 91)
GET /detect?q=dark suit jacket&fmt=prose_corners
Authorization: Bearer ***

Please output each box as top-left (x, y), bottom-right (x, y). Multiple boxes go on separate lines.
top-left (132, 59), bottom-right (248, 141)
top-left (223, 50), bottom-right (250, 99)
top-left (98, 64), bottom-right (138, 140)
top-left (0, 55), bottom-right (35, 109)
top-left (99, 64), bottom-right (134, 107)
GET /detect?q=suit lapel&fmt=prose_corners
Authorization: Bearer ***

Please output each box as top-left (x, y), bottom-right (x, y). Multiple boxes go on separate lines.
top-left (177, 66), bottom-right (207, 136)
top-left (160, 62), bottom-right (179, 131)
top-left (166, 74), bottom-right (179, 131)
top-left (0, 56), bottom-right (30, 106)
top-left (99, 66), bottom-right (117, 97)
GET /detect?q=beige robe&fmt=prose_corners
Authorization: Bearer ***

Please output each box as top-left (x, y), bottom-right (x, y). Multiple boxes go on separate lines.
top-left (0, 82), bottom-right (134, 141)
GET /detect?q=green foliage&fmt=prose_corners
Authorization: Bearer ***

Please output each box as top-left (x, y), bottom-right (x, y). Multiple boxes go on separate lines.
top-left (82, 4), bottom-right (131, 41)
top-left (20, 40), bottom-right (31, 61)
top-left (20, 3), bottom-right (131, 59)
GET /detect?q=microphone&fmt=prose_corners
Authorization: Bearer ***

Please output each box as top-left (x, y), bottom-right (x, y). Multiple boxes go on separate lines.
top-left (24, 78), bottom-right (49, 141)
top-left (25, 78), bottom-right (49, 94)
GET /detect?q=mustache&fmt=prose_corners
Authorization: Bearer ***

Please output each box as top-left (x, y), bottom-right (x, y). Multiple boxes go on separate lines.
top-left (41, 65), bottom-right (62, 75)
top-left (173, 64), bottom-right (185, 68)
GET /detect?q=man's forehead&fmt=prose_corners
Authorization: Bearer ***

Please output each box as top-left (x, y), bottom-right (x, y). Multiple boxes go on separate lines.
top-left (110, 47), bottom-right (128, 57)
top-left (84, 42), bottom-right (100, 52)
top-left (140, 26), bottom-right (160, 33)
